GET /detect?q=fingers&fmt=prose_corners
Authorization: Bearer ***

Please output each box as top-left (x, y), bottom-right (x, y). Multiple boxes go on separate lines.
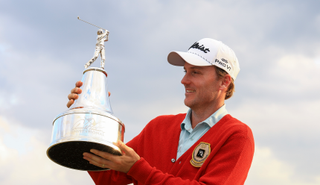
top-left (83, 143), bottom-right (140, 173)
top-left (66, 99), bottom-right (74, 108)
top-left (83, 152), bottom-right (107, 168)
top-left (83, 150), bottom-right (114, 169)
top-left (71, 81), bottom-right (83, 96)
top-left (84, 150), bottom-right (106, 161)
top-left (66, 90), bottom-right (80, 108)
top-left (69, 87), bottom-right (82, 98)
top-left (66, 81), bottom-right (110, 108)
top-left (90, 149), bottom-right (113, 160)
top-left (75, 81), bottom-right (83, 88)
top-left (66, 81), bottom-right (83, 108)
top-left (115, 141), bottom-right (131, 155)
top-left (118, 141), bottom-right (141, 163)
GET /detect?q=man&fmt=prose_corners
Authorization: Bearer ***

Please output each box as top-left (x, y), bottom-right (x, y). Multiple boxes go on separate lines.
top-left (67, 38), bottom-right (254, 184)
top-left (84, 29), bottom-right (109, 69)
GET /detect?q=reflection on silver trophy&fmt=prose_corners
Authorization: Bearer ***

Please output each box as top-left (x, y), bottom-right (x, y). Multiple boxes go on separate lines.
top-left (46, 17), bottom-right (125, 171)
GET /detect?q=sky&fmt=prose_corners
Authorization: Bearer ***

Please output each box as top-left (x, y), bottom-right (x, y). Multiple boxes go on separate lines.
top-left (0, 0), bottom-right (320, 184)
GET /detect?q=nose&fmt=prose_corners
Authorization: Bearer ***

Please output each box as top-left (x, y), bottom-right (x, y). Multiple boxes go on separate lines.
top-left (181, 73), bottom-right (190, 85)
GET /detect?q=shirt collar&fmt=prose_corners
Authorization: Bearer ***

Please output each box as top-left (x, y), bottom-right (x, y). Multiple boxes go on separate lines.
top-left (181, 104), bottom-right (228, 131)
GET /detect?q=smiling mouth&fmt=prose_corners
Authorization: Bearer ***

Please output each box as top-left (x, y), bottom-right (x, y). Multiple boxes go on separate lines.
top-left (186, 90), bottom-right (195, 93)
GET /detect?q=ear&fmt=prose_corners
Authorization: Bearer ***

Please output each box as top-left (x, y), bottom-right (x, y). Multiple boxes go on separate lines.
top-left (219, 74), bottom-right (232, 91)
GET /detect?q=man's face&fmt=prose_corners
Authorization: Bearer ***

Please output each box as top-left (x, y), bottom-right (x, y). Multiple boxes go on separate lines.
top-left (181, 62), bottom-right (222, 110)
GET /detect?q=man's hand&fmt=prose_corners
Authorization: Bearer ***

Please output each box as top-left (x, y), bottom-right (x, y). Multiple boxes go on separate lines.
top-left (66, 81), bottom-right (111, 108)
top-left (83, 141), bottom-right (140, 173)
top-left (67, 81), bottom-right (83, 108)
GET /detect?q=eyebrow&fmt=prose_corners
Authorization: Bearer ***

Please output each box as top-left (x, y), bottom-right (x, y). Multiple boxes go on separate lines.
top-left (183, 66), bottom-right (204, 70)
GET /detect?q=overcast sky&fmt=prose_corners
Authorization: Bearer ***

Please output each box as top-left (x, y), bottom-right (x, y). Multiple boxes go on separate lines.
top-left (0, 0), bottom-right (320, 184)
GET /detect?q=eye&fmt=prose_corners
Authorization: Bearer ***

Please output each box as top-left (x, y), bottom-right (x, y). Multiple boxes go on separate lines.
top-left (192, 70), bottom-right (200, 75)
top-left (183, 68), bottom-right (201, 75)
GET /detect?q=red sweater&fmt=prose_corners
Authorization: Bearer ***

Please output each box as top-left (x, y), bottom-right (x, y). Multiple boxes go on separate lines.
top-left (89, 113), bottom-right (254, 185)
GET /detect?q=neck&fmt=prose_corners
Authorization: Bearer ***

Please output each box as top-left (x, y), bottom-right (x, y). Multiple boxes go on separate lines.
top-left (190, 101), bottom-right (224, 129)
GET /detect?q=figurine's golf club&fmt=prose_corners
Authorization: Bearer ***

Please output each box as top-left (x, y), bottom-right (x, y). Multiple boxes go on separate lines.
top-left (77, 16), bottom-right (107, 31)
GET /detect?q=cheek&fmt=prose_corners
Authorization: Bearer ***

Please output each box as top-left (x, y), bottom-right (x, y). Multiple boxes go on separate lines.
top-left (202, 82), bottom-right (220, 97)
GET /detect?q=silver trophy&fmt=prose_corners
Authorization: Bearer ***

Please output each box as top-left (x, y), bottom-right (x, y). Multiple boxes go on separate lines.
top-left (47, 17), bottom-right (124, 171)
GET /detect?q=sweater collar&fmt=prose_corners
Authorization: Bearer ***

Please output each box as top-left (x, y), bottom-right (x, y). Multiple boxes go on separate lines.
top-left (181, 104), bottom-right (228, 132)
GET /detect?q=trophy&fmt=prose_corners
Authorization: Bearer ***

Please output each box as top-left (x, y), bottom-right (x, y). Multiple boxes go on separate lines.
top-left (46, 17), bottom-right (125, 171)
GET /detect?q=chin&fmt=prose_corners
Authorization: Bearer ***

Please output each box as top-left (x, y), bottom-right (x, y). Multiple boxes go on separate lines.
top-left (184, 99), bottom-right (193, 109)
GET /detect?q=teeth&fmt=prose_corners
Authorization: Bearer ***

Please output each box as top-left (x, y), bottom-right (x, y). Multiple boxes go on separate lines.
top-left (186, 90), bottom-right (195, 93)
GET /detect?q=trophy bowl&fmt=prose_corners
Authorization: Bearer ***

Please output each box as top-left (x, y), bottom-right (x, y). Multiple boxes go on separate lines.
top-left (47, 67), bottom-right (125, 171)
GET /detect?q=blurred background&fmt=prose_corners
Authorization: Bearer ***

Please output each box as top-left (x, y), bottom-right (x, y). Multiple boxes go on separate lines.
top-left (0, 0), bottom-right (319, 184)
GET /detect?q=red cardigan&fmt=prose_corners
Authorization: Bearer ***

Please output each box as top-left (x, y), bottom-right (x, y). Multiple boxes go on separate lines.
top-left (89, 113), bottom-right (254, 185)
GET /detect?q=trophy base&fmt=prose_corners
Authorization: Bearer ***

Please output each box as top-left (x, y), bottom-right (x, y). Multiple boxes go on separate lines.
top-left (47, 141), bottom-right (121, 171)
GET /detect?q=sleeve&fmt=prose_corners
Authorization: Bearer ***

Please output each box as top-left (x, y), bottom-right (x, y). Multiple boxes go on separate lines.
top-left (126, 125), bottom-right (255, 185)
top-left (88, 170), bottom-right (132, 185)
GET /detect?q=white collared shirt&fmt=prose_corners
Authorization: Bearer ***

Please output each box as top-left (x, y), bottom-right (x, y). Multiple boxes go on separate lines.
top-left (176, 105), bottom-right (228, 159)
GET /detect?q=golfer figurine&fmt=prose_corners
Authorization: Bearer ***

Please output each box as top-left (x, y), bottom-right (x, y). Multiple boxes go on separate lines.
top-left (85, 29), bottom-right (109, 69)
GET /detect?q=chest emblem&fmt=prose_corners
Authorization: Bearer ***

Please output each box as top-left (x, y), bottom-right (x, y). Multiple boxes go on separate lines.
top-left (190, 142), bottom-right (211, 168)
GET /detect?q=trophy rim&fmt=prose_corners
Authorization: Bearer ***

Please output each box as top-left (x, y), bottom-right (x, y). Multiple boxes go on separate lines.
top-left (52, 108), bottom-right (124, 127)
top-left (83, 67), bottom-right (107, 77)
top-left (46, 140), bottom-right (121, 171)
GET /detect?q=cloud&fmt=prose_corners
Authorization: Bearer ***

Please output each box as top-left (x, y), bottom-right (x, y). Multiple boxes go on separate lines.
top-left (229, 53), bottom-right (320, 181)
top-left (239, 53), bottom-right (320, 103)
top-left (246, 146), bottom-right (320, 185)
top-left (0, 116), bottom-right (93, 185)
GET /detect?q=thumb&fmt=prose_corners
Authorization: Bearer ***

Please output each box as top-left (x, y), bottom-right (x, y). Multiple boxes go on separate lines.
top-left (115, 141), bottom-right (130, 155)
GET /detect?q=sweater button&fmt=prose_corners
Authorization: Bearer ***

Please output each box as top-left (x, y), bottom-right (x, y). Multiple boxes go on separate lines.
top-left (171, 158), bottom-right (176, 163)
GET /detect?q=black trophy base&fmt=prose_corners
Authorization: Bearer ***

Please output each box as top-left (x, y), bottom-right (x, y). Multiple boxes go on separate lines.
top-left (47, 141), bottom-right (122, 171)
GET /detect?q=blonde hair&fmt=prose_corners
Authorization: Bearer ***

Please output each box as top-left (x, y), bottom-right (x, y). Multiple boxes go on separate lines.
top-left (214, 66), bottom-right (235, 100)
